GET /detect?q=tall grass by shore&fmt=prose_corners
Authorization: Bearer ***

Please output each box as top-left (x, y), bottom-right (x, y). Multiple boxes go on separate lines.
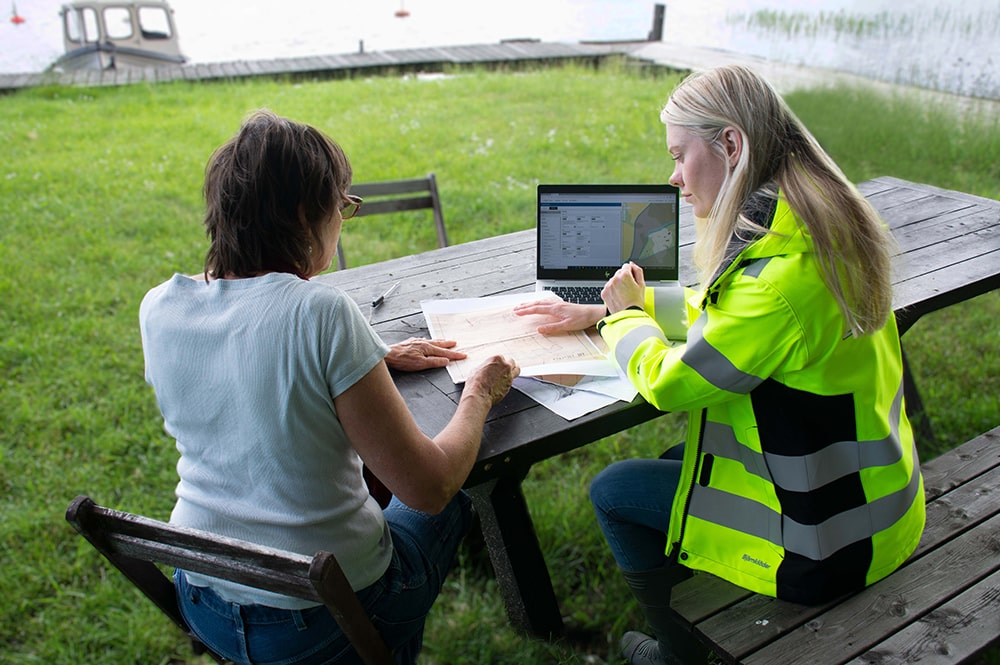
top-left (726, 5), bottom-right (1000, 100)
top-left (1, 61), bottom-right (997, 664)
top-left (731, 7), bottom-right (998, 41)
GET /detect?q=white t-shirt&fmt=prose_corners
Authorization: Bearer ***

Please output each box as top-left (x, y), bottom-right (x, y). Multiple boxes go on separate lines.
top-left (139, 272), bottom-right (391, 609)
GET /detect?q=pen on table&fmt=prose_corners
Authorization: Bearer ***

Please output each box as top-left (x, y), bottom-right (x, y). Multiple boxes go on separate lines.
top-left (371, 281), bottom-right (400, 310)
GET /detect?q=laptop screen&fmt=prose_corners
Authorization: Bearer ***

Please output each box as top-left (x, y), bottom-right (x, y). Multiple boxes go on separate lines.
top-left (536, 184), bottom-right (680, 282)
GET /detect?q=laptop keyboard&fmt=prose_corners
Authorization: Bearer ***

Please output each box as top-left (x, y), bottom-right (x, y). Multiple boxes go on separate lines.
top-left (544, 285), bottom-right (604, 305)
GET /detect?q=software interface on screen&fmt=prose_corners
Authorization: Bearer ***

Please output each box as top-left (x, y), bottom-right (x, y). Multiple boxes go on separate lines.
top-left (538, 191), bottom-right (678, 272)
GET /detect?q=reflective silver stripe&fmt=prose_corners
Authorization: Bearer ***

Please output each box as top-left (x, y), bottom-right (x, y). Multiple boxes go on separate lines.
top-left (651, 286), bottom-right (687, 338)
top-left (702, 421), bottom-right (771, 479)
top-left (767, 437), bottom-right (899, 491)
top-left (781, 454), bottom-right (922, 559)
top-left (701, 381), bottom-right (909, 492)
top-left (688, 484), bottom-right (782, 546)
top-left (613, 323), bottom-right (668, 371)
top-left (688, 447), bottom-right (921, 559)
top-left (764, 383), bottom-right (907, 492)
top-left (651, 285), bottom-right (685, 313)
top-left (681, 314), bottom-right (764, 393)
top-left (742, 257), bottom-right (771, 278)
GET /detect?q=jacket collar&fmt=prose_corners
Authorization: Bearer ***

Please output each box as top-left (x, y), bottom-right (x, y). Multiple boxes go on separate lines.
top-left (703, 193), bottom-right (813, 304)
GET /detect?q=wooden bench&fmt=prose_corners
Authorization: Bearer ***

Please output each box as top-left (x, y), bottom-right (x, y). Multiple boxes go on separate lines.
top-left (65, 495), bottom-right (394, 665)
top-left (669, 425), bottom-right (1000, 664)
top-left (338, 173), bottom-right (448, 270)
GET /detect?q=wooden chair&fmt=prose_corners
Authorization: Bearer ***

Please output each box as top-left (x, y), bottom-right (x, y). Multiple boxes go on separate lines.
top-left (65, 495), bottom-right (394, 665)
top-left (338, 173), bottom-right (448, 270)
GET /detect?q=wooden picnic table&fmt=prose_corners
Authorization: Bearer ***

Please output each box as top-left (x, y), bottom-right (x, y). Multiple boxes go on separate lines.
top-left (315, 176), bottom-right (1000, 638)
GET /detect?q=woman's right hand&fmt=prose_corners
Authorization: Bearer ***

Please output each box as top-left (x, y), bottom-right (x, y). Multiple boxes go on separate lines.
top-left (463, 355), bottom-right (520, 407)
top-left (513, 299), bottom-right (605, 334)
top-left (338, 355), bottom-right (519, 514)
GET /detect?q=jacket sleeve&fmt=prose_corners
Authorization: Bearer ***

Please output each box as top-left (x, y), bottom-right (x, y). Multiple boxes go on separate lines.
top-left (644, 284), bottom-right (689, 341)
top-left (600, 274), bottom-right (809, 412)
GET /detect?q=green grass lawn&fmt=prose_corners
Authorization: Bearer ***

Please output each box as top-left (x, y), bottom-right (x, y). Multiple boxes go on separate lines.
top-left (1, 61), bottom-right (997, 664)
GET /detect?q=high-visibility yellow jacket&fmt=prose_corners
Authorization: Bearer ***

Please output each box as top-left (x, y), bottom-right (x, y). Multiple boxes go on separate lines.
top-left (598, 196), bottom-right (925, 604)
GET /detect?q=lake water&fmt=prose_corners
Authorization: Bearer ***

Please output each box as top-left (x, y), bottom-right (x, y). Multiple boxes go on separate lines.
top-left (1, 0), bottom-right (997, 99)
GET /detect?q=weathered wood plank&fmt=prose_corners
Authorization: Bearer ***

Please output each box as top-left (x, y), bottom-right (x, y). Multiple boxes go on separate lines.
top-left (741, 512), bottom-right (1000, 665)
top-left (325, 232), bottom-right (535, 308)
top-left (894, 211), bottom-right (999, 273)
top-left (845, 569), bottom-right (1000, 665)
top-left (890, 205), bottom-right (997, 256)
top-left (670, 574), bottom-right (753, 629)
top-left (894, 248), bottom-right (1000, 331)
top-left (921, 428), bottom-right (1000, 496)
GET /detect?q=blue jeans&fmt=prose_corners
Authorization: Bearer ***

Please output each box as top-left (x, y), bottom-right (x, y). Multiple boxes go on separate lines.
top-left (589, 446), bottom-right (684, 572)
top-left (175, 492), bottom-right (472, 665)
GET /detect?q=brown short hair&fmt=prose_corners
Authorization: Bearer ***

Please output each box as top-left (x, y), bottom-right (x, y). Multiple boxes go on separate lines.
top-left (202, 109), bottom-right (352, 278)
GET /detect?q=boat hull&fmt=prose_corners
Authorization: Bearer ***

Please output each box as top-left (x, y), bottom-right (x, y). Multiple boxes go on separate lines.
top-left (52, 43), bottom-right (186, 71)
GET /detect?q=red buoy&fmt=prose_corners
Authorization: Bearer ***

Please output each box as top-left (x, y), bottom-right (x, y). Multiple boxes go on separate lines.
top-left (10, 1), bottom-right (25, 23)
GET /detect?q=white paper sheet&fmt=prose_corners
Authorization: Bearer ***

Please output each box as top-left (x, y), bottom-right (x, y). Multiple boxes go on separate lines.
top-left (421, 292), bottom-right (615, 383)
top-left (513, 372), bottom-right (638, 420)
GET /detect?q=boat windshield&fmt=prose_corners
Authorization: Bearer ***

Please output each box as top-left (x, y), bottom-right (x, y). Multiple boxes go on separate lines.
top-left (62, 3), bottom-right (176, 46)
top-left (104, 6), bottom-right (133, 40)
top-left (64, 6), bottom-right (100, 44)
top-left (137, 5), bottom-right (173, 39)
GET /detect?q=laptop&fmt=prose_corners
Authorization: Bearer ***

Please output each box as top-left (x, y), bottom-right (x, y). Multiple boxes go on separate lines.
top-left (535, 183), bottom-right (681, 304)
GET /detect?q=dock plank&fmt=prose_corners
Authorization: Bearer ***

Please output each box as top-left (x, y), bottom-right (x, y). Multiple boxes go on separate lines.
top-left (0, 41), bottom-right (640, 92)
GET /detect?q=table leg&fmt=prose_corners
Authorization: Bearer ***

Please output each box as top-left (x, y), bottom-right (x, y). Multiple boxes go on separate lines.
top-left (901, 345), bottom-right (937, 449)
top-left (468, 474), bottom-right (564, 637)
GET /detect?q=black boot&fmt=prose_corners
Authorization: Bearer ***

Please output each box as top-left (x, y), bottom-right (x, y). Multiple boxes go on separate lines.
top-left (620, 565), bottom-right (705, 665)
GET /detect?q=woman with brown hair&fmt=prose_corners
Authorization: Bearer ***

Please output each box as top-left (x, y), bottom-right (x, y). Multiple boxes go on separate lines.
top-left (140, 109), bottom-right (518, 664)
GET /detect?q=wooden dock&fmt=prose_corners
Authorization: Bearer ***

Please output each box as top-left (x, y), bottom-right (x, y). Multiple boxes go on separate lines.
top-left (0, 41), bottom-right (650, 93)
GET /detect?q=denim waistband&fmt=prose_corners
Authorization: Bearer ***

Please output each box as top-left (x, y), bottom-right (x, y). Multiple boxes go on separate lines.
top-left (176, 570), bottom-right (321, 627)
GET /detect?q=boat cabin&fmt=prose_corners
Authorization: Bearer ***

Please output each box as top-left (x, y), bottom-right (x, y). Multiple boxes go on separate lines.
top-left (52, 1), bottom-right (186, 71)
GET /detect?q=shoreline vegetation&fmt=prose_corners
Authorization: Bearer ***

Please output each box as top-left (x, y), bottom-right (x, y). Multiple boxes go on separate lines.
top-left (727, 6), bottom-right (1000, 99)
top-left (1, 61), bottom-right (997, 664)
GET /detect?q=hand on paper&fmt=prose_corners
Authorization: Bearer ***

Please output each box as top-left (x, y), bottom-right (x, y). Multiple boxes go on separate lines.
top-left (602, 262), bottom-right (646, 314)
top-left (512, 300), bottom-right (605, 335)
top-left (385, 337), bottom-right (467, 371)
top-left (463, 355), bottom-right (520, 407)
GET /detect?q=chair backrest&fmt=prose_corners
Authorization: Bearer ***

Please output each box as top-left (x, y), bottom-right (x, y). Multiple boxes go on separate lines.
top-left (65, 495), bottom-right (394, 665)
top-left (338, 173), bottom-right (448, 270)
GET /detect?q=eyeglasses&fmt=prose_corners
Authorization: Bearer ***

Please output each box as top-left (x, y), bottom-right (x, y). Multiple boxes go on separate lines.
top-left (340, 194), bottom-right (363, 220)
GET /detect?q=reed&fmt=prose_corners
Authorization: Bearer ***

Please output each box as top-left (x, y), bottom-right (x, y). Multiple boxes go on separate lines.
top-left (730, 7), bottom-right (995, 42)
top-left (726, 5), bottom-right (1000, 98)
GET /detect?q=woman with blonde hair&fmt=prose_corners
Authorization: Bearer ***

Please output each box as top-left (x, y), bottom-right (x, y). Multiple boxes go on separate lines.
top-left (515, 65), bottom-right (924, 665)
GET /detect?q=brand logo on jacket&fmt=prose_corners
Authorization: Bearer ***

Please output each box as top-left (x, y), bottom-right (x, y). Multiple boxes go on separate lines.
top-left (742, 553), bottom-right (771, 569)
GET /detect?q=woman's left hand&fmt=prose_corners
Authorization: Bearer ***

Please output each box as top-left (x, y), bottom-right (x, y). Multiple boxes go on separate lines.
top-left (602, 262), bottom-right (646, 314)
top-left (385, 337), bottom-right (467, 371)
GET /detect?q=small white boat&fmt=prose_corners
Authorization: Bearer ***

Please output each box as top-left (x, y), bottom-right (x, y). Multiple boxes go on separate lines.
top-left (50, 0), bottom-right (186, 71)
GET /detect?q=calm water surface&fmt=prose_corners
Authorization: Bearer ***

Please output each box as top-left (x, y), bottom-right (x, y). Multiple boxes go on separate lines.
top-left (1, 0), bottom-right (996, 98)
